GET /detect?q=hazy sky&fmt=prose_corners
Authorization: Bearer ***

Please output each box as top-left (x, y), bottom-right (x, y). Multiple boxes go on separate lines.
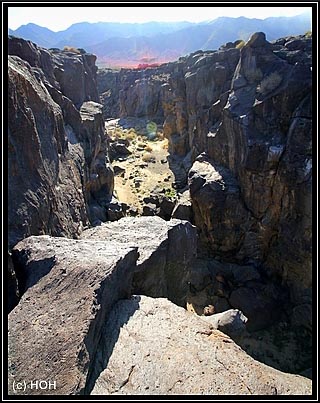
top-left (7, 5), bottom-right (312, 31)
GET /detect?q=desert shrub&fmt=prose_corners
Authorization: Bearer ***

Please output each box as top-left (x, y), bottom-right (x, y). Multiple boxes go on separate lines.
top-left (164, 187), bottom-right (177, 200)
top-left (126, 129), bottom-right (137, 141)
top-left (145, 145), bottom-right (153, 152)
top-left (112, 128), bottom-right (122, 138)
top-left (305, 31), bottom-right (312, 38)
top-left (257, 72), bottom-right (282, 94)
top-left (142, 152), bottom-right (155, 162)
top-left (63, 46), bottom-right (81, 54)
top-left (137, 142), bottom-right (146, 148)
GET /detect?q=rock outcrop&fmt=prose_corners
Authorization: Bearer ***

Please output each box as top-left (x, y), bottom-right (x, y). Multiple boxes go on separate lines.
top-left (90, 295), bottom-right (311, 395)
top-left (8, 235), bottom-right (138, 395)
top-left (8, 217), bottom-right (195, 395)
top-left (7, 31), bottom-right (313, 396)
top-left (8, 253), bottom-right (19, 313)
top-left (81, 216), bottom-right (197, 306)
top-left (192, 33), bottom-right (312, 329)
top-left (8, 36), bottom-right (114, 250)
top-left (96, 33), bottom-right (312, 332)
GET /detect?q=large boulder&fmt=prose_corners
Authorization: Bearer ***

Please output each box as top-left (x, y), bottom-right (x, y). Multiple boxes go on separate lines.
top-left (201, 309), bottom-right (248, 338)
top-left (8, 235), bottom-right (138, 395)
top-left (90, 295), bottom-right (312, 395)
top-left (188, 155), bottom-right (252, 259)
top-left (81, 216), bottom-right (197, 306)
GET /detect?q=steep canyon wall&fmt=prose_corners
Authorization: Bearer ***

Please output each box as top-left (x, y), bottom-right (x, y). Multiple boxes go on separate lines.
top-left (97, 33), bottom-right (312, 327)
top-left (8, 36), bottom-right (114, 249)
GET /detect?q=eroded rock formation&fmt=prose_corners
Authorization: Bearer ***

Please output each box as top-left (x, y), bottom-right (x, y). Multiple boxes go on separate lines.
top-left (9, 235), bottom-right (138, 395)
top-left (8, 218), bottom-right (196, 395)
top-left (81, 216), bottom-right (197, 306)
top-left (90, 295), bottom-right (311, 395)
top-left (7, 32), bottom-right (313, 396)
top-left (97, 32), bottom-right (312, 332)
top-left (8, 36), bottom-right (114, 249)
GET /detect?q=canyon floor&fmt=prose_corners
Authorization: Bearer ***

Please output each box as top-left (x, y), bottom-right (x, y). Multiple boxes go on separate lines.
top-left (106, 117), bottom-right (176, 214)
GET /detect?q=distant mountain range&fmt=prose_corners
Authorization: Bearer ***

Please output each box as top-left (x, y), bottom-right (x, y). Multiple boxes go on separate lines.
top-left (9, 13), bottom-right (311, 68)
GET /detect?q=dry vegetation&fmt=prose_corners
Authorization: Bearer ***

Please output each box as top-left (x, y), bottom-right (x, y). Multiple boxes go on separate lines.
top-left (63, 46), bottom-right (81, 54)
top-left (106, 118), bottom-right (174, 214)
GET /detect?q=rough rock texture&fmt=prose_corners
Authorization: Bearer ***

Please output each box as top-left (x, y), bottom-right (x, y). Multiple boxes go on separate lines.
top-left (8, 235), bottom-right (138, 395)
top-left (198, 33), bottom-right (312, 328)
top-left (90, 295), bottom-right (312, 395)
top-left (8, 36), bottom-right (114, 249)
top-left (189, 154), bottom-right (252, 259)
top-left (96, 34), bottom-right (312, 329)
top-left (185, 258), bottom-right (288, 332)
top-left (81, 216), bottom-right (197, 306)
top-left (171, 189), bottom-right (193, 221)
top-left (8, 254), bottom-right (19, 313)
top-left (201, 309), bottom-right (248, 338)
top-left (79, 102), bottom-right (114, 222)
top-left (97, 66), bottom-right (172, 121)
top-left (97, 69), bottom-right (122, 118)
top-left (8, 36), bottom-right (100, 108)
top-left (8, 55), bottom-right (87, 248)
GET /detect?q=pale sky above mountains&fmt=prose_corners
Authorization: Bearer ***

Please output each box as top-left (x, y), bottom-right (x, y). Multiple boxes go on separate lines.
top-left (8, 5), bottom-right (312, 31)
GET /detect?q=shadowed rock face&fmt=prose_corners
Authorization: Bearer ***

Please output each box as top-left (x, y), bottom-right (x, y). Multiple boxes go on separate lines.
top-left (8, 218), bottom-right (196, 395)
top-left (8, 37), bottom-right (114, 249)
top-left (90, 295), bottom-right (311, 395)
top-left (9, 235), bottom-right (138, 396)
top-left (81, 216), bottom-right (197, 306)
top-left (97, 33), bottom-right (312, 330)
top-left (8, 36), bottom-right (100, 108)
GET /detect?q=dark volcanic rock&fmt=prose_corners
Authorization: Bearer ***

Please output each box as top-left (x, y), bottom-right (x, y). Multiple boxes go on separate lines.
top-left (81, 216), bottom-right (197, 306)
top-left (8, 254), bottom-right (19, 313)
top-left (97, 69), bottom-right (121, 118)
top-left (90, 295), bottom-right (311, 395)
top-left (229, 284), bottom-right (283, 332)
top-left (8, 235), bottom-right (139, 395)
top-left (187, 33), bottom-right (312, 326)
top-left (8, 55), bottom-right (88, 248)
top-left (8, 36), bottom-right (100, 108)
top-left (95, 33), bottom-right (312, 332)
top-left (8, 36), bottom-right (114, 250)
top-left (172, 190), bottom-right (193, 221)
top-left (188, 155), bottom-right (252, 259)
top-left (79, 101), bottom-right (114, 207)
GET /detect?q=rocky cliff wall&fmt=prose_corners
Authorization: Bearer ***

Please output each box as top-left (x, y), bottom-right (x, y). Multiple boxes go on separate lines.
top-left (8, 36), bottom-right (114, 250)
top-left (97, 33), bottom-right (312, 329)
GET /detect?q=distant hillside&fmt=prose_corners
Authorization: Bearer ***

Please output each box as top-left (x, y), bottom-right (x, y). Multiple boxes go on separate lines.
top-left (9, 13), bottom-right (311, 67)
top-left (9, 21), bottom-right (194, 48)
